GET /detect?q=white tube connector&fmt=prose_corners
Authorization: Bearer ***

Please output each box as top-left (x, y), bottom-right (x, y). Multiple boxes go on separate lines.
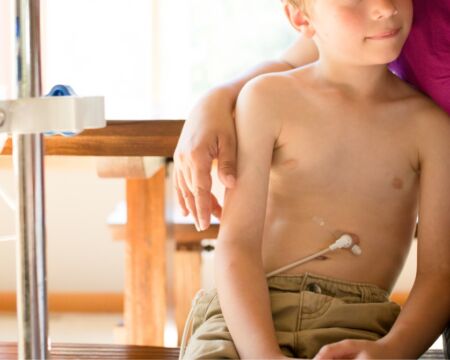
top-left (329, 234), bottom-right (353, 250)
top-left (351, 244), bottom-right (362, 255)
top-left (329, 234), bottom-right (362, 256)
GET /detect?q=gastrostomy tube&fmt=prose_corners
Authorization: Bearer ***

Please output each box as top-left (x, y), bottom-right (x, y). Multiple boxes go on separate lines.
top-left (266, 234), bottom-right (362, 278)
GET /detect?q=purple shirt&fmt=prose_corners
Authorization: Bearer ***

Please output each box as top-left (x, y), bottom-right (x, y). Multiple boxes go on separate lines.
top-left (389, 0), bottom-right (450, 114)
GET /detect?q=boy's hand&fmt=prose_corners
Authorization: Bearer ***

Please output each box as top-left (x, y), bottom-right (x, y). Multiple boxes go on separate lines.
top-left (313, 339), bottom-right (396, 359)
top-left (173, 88), bottom-right (237, 231)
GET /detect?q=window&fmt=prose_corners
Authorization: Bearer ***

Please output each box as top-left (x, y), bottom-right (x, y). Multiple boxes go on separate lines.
top-left (3, 0), bottom-right (297, 119)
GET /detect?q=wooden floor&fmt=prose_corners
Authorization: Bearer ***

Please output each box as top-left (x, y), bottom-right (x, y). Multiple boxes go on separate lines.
top-left (0, 342), bottom-right (180, 360)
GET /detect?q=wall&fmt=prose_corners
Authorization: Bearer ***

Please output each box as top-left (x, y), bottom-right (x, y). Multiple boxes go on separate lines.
top-left (0, 157), bottom-right (126, 292)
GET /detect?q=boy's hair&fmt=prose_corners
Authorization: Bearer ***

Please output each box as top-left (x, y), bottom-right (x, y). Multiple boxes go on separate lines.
top-left (286, 0), bottom-right (309, 13)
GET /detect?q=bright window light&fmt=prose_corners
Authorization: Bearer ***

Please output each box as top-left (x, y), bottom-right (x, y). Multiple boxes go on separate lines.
top-left (41, 0), bottom-right (295, 119)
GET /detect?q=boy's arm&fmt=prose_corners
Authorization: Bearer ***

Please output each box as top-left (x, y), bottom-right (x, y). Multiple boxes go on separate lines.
top-left (173, 34), bottom-right (318, 231)
top-left (315, 107), bottom-right (450, 360)
top-left (379, 107), bottom-right (450, 358)
top-left (214, 76), bottom-right (284, 359)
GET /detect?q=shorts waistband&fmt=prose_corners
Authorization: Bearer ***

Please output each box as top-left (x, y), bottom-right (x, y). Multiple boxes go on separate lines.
top-left (266, 272), bottom-right (390, 303)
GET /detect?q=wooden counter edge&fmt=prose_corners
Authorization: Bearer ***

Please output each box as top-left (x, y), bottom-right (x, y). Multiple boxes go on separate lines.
top-left (0, 120), bottom-right (184, 157)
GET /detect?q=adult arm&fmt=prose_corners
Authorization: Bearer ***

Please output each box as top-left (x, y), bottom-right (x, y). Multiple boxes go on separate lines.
top-left (173, 35), bottom-right (318, 231)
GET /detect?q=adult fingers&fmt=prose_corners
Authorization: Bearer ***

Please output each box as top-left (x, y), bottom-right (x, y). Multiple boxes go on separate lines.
top-left (210, 193), bottom-right (222, 220)
top-left (174, 149), bottom-right (193, 214)
top-left (173, 170), bottom-right (189, 216)
top-left (190, 150), bottom-right (214, 230)
top-left (177, 169), bottom-right (201, 230)
top-left (217, 134), bottom-right (237, 188)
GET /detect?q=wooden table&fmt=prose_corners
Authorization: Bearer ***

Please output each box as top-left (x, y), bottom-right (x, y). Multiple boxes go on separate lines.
top-left (0, 120), bottom-right (184, 157)
top-left (1, 120), bottom-right (186, 346)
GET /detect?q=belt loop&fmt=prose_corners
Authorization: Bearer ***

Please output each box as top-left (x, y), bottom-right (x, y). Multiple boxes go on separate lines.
top-left (299, 272), bottom-right (309, 292)
top-left (360, 285), bottom-right (368, 303)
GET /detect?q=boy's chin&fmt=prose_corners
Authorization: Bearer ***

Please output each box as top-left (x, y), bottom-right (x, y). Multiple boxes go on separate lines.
top-left (364, 49), bottom-right (403, 65)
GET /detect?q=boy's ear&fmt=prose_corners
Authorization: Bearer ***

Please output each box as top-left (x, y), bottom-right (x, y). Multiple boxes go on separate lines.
top-left (283, 2), bottom-right (315, 38)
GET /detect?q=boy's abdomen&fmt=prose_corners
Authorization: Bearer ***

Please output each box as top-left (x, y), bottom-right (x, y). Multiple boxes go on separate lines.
top-left (261, 185), bottom-right (419, 293)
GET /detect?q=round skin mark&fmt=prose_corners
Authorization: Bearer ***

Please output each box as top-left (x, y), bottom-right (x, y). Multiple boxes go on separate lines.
top-left (392, 177), bottom-right (404, 189)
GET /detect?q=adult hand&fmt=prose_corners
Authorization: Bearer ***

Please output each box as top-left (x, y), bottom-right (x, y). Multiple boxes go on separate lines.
top-left (173, 87), bottom-right (237, 231)
top-left (313, 339), bottom-right (397, 360)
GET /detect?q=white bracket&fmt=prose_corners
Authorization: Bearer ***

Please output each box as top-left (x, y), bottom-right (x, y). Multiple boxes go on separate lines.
top-left (0, 96), bottom-right (105, 135)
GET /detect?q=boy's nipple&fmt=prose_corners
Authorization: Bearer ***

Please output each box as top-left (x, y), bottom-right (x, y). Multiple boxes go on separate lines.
top-left (392, 177), bottom-right (404, 189)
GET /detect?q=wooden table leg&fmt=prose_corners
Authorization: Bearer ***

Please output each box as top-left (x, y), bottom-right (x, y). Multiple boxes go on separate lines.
top-left (174, 249), bottom-right (202, 343)
top-left (125, 166), bottom-right (167, 346)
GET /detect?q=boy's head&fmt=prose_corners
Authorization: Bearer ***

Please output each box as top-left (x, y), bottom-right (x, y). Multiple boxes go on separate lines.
top-left (282, 0), bottom-right (413, 66)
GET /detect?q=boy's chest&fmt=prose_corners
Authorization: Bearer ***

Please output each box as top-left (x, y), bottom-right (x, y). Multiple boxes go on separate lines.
top-left (271, 106), bottom-right (420, 202)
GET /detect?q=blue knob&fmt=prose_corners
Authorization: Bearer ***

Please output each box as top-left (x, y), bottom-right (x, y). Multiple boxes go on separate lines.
top-left (45, 85), bottom-right (79, 137)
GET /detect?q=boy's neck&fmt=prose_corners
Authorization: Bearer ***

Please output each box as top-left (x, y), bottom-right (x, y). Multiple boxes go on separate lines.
top-left (314, 57), bottom-right (395, 100)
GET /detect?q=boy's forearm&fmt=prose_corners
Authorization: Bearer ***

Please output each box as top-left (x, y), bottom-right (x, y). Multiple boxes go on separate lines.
top-left (380, 273), bottom-right (450, 358)
top-left (214, 241), bottom-right (284, 359)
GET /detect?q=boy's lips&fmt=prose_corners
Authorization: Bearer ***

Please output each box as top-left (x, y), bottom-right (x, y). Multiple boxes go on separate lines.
top-left (366, 27), bottom-right (401, 40)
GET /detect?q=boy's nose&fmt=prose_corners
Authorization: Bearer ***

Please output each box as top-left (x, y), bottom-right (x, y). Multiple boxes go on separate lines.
top-left (370, 0), bottom-right (399, 20)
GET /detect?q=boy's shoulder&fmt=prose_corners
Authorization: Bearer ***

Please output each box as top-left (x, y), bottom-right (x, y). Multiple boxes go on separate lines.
top-left (382, 75), bottom-right (449, 139)
top-left (394, 78), bottom-right (450, 166)
top-left (234, 70), bottom-right (308, 144)
top-left (412, 96), bottom-right (450, 152)
top-left (394, 77), bottom-right (450, 127)
top-left (238, 67), bottom-right (311, 113)
top-left (242, 69), bottom-right (305, 97)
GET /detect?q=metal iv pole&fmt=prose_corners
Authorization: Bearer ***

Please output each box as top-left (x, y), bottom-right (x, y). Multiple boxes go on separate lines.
top-left (14, 0), bottom-right (48, 358)
top-left (0, 1), bottom-right (104, 358)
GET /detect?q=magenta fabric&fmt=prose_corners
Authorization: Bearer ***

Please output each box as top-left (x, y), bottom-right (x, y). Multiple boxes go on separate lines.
top-left (388, 0), bottom-right (450, 114)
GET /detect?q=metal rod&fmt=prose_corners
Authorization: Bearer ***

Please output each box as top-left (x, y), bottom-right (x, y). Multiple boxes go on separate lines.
top-left (14, 0), bottom-right (48, 359)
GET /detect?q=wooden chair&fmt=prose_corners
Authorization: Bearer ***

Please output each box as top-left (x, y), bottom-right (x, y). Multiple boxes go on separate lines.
top-left (0, 342), bottom-right (444, 359)
top-left (0, 342), bottom-right (179, 360)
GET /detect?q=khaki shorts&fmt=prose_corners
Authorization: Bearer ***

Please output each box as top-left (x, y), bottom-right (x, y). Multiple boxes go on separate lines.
top-left (181, 272), bottom-right (401, 359)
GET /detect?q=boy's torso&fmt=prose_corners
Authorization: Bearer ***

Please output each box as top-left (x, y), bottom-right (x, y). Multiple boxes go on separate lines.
top-left (260, 67), bottom-right (427, 292)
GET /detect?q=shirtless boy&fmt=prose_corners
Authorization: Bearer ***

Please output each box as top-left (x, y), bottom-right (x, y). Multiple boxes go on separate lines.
top-left (177, 0), bottom-right (450, 358)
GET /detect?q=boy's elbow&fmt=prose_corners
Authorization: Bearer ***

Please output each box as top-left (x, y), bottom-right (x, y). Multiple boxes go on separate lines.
top-left (215, 239), bottom-right (262, 266)
top-left (214, 241), bottom-right (264, 283)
